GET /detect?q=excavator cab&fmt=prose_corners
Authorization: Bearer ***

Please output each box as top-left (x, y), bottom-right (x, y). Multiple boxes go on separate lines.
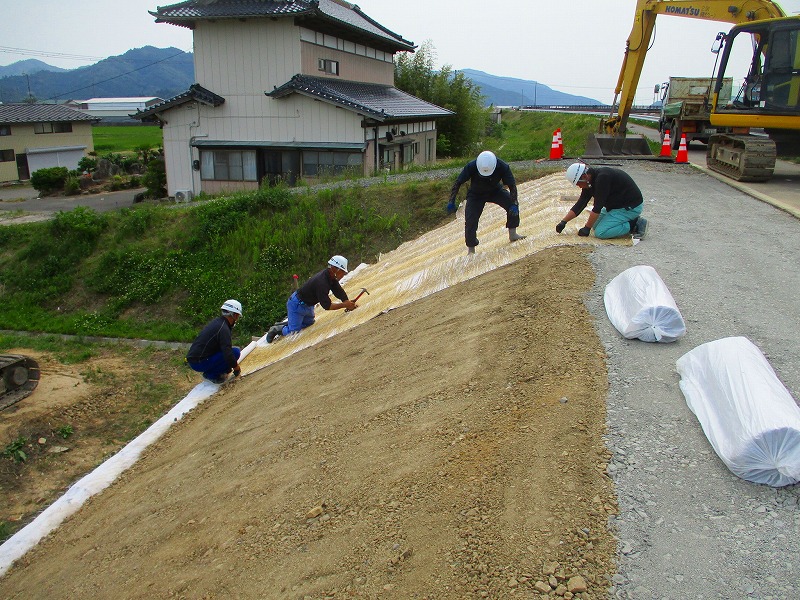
top-left (707, 17), bottom-right (800, 180)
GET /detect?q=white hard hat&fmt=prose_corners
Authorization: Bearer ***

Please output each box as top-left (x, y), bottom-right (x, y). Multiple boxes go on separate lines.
top-left (476, 151), bottom-right (497, 176)
top-left (221, 299), bottom-right (243, 316)
top-left (566, 163), bottom-right (588, 186)
top-left (328, 255), bottom-right (348, 273)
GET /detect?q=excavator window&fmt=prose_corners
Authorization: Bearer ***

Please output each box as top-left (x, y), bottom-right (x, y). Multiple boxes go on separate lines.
top-left (762, 28), bottom-right (800, 111)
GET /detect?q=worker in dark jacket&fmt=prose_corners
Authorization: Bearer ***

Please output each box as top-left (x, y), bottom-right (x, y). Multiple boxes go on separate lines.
top-left (266, 255), bottom-right (358, 343)
top-left (447, 150), bottom-right (525, 254)
top-left (557, 163), bottom-right (648, 239)
top-left (186, 299), bottom-right (243, 384)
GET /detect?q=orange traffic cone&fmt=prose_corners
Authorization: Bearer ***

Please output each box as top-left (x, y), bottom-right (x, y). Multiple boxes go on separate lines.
top-left (660, 130), bottom-right (672, 157)
top-left (675, 133), bottom-right (689, 163)
top-left (549, 130), bottom-right (560, 160)
top-left (555, 128), bottom-right (564, 158)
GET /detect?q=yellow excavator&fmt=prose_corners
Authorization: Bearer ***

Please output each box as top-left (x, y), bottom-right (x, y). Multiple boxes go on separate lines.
top-left (592, 0), bottom-right (800, 182)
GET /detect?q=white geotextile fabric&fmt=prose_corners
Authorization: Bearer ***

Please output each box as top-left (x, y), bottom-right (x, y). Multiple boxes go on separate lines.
top-left (603, 265), bottom-right (686, 343)
top-left (676, 336), bottom-right (800, 487)
top-left (0, 340), bottom-right (259, 576)
top-left (243, 175), bottom-right (631, 374)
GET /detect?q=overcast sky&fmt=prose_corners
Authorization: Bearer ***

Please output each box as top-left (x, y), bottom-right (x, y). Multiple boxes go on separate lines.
top-left (2, 0), bottom-right (799, 105)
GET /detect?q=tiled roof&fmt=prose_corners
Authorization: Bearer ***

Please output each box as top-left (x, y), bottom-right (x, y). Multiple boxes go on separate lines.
top-left (0, 103), bottom-right (97, 124)
top-left (151, 0), bottom-right (414, 52)
top-left (133, 84), bottom-right (225, 120)
top-left (267, 75), bottom-right (453, 121)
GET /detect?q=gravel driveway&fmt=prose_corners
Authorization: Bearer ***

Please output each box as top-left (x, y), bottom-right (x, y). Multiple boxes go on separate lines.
top-left (584, 161), bottom-right (800, 599)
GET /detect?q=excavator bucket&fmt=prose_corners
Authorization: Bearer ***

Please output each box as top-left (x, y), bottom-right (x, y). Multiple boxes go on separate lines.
top-left (0, 354), bottom-right (41, 411)
top-left (584, 133), bottom-right (654, 158)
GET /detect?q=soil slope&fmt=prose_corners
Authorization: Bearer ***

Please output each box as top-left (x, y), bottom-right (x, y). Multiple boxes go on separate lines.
top-left (0, 245), bottom-right (617, 599)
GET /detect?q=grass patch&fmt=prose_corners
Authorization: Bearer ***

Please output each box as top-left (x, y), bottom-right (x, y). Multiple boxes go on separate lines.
top-left (1, 112), bottom-right (589, 344)
top-left (92, 125), bottom-right (163, 154)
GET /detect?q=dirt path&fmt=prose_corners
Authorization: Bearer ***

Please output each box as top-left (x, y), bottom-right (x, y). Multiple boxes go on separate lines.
top-left (0, 245), bottom-right (617, 599)
top-left (0, 348), bottom-right (196, 540)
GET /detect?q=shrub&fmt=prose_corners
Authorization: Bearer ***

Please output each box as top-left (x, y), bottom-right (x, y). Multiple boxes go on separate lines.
top-left (78, 156), bottom-right (97, 174)
top-left (64, 175), bottom-right (81, 196)
top-left (142, 158), bottom-right (167, 199)
top-left (30, 167), bottom-right (69, 194)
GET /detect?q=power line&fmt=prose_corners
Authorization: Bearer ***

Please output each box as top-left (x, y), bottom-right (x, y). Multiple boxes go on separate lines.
top-left (43, 50), bottom-right (190, 102)
top-left (0, 45), bottom-right (107, 62)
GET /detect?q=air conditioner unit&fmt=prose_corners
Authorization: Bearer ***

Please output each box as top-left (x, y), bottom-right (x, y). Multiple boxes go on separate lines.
top-left (174, 189), bottom-right (193, 202)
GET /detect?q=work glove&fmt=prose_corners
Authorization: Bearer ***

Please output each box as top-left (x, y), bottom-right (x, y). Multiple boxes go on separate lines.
top-left (509, 204), bottom-right (519, 217)
top-left (446, 201), bottom-right (456, 214)
top-left (556, 220), bottom-right (567, 233)
top-left (578, 226), bottom-right (591, 237)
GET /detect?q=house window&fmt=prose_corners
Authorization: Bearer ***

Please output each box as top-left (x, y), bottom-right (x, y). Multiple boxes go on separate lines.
top-left (199, 150), bottom-right (257, 181)
top-left (0, 125), bottom-right (10, 136)
top-left (33, 122), bottom-right (73, 134)
top-left (0, 149), bottom-right (14, 162)
top-left (317, 59), bottom-right (339, 76)
top-left (302, 151), bottom-right (362, 177)
top-left (403, 144), bottom-right (414, 164)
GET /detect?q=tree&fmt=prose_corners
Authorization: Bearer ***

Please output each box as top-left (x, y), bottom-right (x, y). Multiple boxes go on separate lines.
top-left (394, 41), bottom-right (489, 157)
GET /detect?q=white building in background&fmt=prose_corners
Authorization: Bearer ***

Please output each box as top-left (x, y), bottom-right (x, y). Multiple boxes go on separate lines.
top-left (67, 98), bottom-right (164, 123)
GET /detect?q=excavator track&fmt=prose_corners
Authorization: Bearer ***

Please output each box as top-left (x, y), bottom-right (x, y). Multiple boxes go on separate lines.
top-left (0, 355), bottom-right (41, 411)
top-left (706, 134), bottom-right (777, 182)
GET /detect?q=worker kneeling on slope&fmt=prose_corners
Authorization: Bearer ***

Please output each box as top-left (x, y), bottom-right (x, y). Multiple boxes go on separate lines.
top-left (266, 255), bottom-right (358, 343)
top-left (186, 299), bottom-right (243, 384)
top-left (447, 150), bottom-right (525, 254)
top-left (557, 163), bottom-right (648, 239)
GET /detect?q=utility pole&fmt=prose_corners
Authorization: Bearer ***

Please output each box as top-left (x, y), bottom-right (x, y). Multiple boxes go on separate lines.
top-left (23, 73), bottom-right (36, 104)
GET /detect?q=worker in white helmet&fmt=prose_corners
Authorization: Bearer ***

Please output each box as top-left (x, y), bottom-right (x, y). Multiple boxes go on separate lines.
top-left (447, 150), bottom-right (526, 254)
top-left (186, 299), bottom-right (243, 384)
top-left (266, 255), bottom-right (358, 343)
top-left (558, 163), bottom-right (648, 239)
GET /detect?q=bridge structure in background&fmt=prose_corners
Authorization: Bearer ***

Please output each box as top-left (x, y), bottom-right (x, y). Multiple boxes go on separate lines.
top-left (517, 104), bottom-right (660, 115)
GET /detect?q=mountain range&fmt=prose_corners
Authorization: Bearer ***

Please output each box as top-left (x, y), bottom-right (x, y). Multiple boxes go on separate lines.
top-left (0, 47), bottom-right (601, 107)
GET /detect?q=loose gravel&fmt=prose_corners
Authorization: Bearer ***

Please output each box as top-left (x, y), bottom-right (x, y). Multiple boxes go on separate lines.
top-left (584, 161), bottom-right (800, 600)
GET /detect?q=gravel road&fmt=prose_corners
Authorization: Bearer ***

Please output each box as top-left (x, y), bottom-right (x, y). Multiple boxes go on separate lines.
top-left (584, 161), bottom-right (800, 599)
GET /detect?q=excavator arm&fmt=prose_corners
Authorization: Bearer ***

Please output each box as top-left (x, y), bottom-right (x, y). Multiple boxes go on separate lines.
top-left (604, 0), bottom-right (786, 136)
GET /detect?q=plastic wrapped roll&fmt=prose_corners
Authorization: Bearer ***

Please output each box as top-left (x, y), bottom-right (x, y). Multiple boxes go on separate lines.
top-left (604, 265), bottom-right (686, 342)
top-left (677, 336), bottom-right (800, 487)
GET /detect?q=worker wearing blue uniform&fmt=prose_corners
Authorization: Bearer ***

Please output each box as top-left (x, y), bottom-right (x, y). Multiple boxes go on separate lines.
top-left (186, 299), bottom-right (243, 384)
top-left (266, 255), bottom-right (358, 343)
top-left (447, 151), bottom-right (525, 254)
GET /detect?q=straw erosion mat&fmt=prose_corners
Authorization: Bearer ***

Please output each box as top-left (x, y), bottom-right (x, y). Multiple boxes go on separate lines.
top-left (0, 245), bottom-right (618, 599)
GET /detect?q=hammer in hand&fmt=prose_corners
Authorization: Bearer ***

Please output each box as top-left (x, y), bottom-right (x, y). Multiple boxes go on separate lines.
top-left (346, 287), bottom-right (369, 311)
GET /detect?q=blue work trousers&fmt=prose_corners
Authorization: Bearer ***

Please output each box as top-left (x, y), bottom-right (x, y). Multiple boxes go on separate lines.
top-left (188, 347), bottom-right (241, 380)
top-left (283, 292), bottom-right (316, 335)
top-left (593, 204), bottom-right (643, 239)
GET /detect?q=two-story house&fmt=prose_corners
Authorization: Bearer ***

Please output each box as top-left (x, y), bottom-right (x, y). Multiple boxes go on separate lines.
top-left (136, 0), bottom-right (453, 198)
top-left (0, 104), bottom-right (96, 184)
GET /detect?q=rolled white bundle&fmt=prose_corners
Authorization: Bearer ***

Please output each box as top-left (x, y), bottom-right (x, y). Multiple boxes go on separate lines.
top-left (676, 336), bottom-right (800, 487)
top-left (603, 265), bottom-right (686, 342)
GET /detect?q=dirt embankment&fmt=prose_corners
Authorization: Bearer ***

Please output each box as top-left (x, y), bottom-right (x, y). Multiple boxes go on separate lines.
top-left (0, 245), bottom-right (617, 599)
